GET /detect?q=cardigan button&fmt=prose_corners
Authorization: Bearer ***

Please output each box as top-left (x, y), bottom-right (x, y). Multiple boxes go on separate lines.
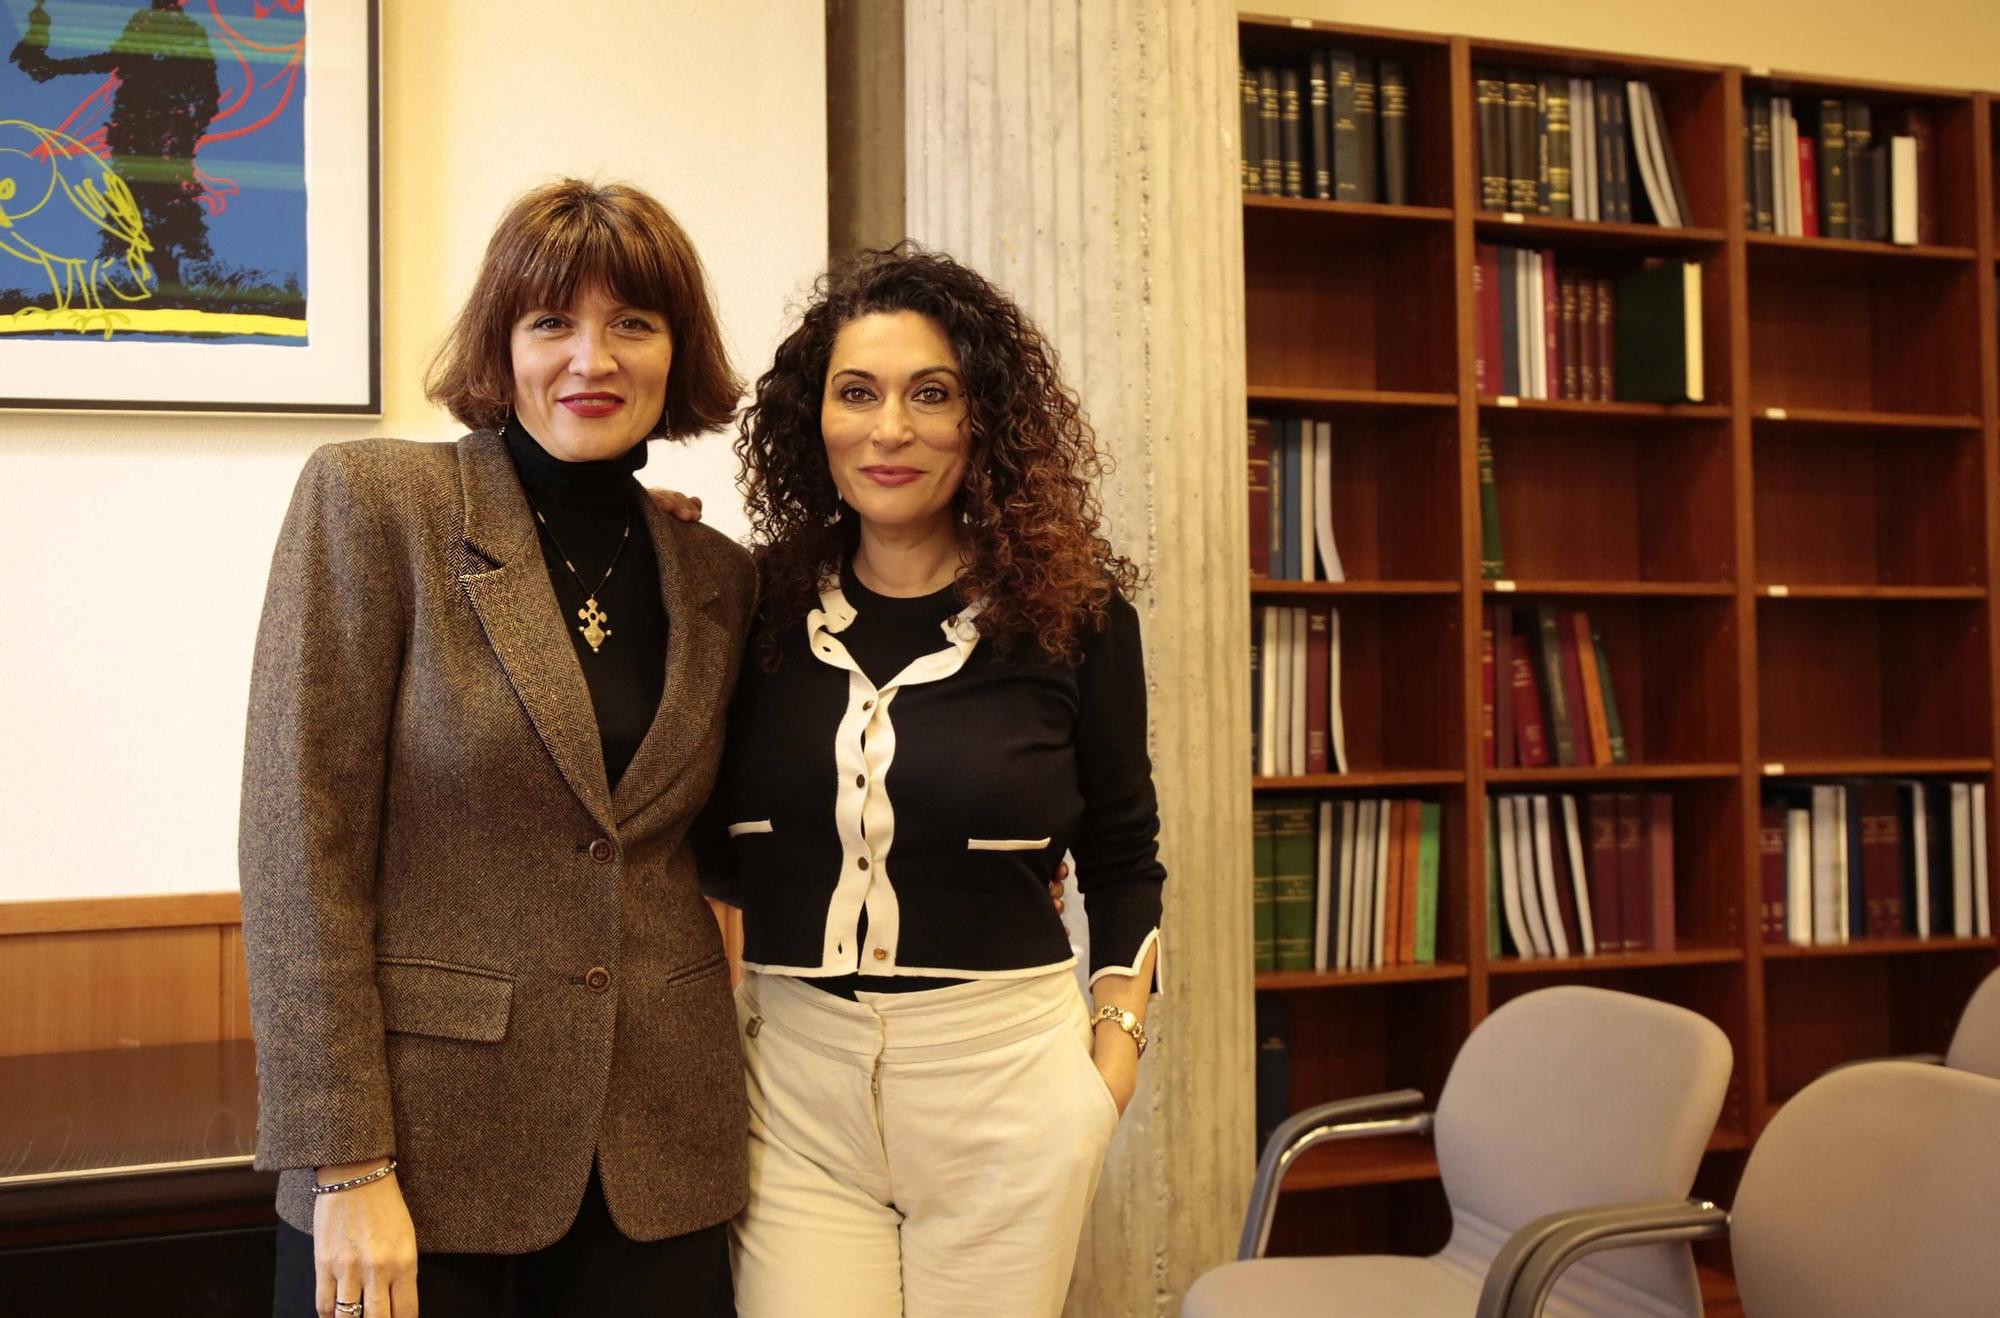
top-left (588, 838), bottom-right (615, 864)
top-left (872, 948), bottom-right (888, 961)
top-left (584, 966), bottom-right (612, 993)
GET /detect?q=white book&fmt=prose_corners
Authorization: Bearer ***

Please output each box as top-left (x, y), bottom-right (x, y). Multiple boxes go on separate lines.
top-left (1514, 795), bottom-right (1553, 957)
top-left (1905, 783), bottom-right (1930, 937)
top-left (1811, 785), bottom-right (1842, 945)
top-left (1626, 79), bottom-right (1680, 227)
top-left (1297, 423), bottom-right (1317, 583)
top-left (1328, 609), bottom-right (1350, 774)
top-left (1952, 783), bottom-right (1974, 937)
top-left (1257, 605), bottom-right (1280, 777)
top-left (1313, 799), bottom-right (1335, 970)
top-left (1497, 796), bottom-right (1531, 958)
top-left (1834, 787), bottom-right (1851, 944)
top-left (1778, 101), bottom-right (1800, 236)
top-left (1562, 795), bottom-right (1596, 957)
top-left (1531, 795), bottom-right (1571, 958)
top-left (1287, 607), bottom-right (1308, 776)
top-left (1351, 799), bottom-right (1377, 969)
top-left (1512, 249), bottom-right (1534, 400)
top-left (1313, 420), bottom-right (1344, 582)
top-left (1575, 77), bottom-right (1599, 223)
top-left (1371, 799), bottom-right (1393, 970)
top-left (1334, 799), bottom-right (1358, 971)
top-left (1681, 260), bottom-right (1704, 404)
top-left (1786, 807), bottom-right (1813, 945)
top-left (1890, 135), bottom-right (1919, 246)
top-left (1974, 784), bottom-right (1991, 937)
top-left (1270, 607), bottom-right (1292, 776)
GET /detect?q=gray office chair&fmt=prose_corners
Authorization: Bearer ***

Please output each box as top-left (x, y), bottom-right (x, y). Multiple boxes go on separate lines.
top-left (1494, 1060), bottom-right (2000, 1318)
top-left (1183, 986), bottom-right (1731, 1318)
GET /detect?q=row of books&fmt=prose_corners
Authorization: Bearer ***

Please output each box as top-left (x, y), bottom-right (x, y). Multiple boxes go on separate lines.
top-left (1248, 414), bottom-right (1344, 582)
top-left (1490, 791), bottom-right (1676, 959)
top-left (1253, 796), bottom-right (1444, 973)
top-left (1475, 71), bottom-right (1690, 226)
top-left (1238, 51), bottom-right (1412, 204)
top-left (1744, 95), bottom-right (1935, 244)
top-left (1758, 780), bottom-right (1993, 945)
top-left (1481, 604), bottom-right (1629, 769)
top-left (1474, 248), bottom-right (1704, 404)
top-left (1251, 604), bottom-right (1349, 778)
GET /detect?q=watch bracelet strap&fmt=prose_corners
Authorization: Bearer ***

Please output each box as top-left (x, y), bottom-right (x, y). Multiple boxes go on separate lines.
top-left (311, 1156), bottom-right (398, 1195)
top-left (1091, 1004), bottom-right (1148, 1057)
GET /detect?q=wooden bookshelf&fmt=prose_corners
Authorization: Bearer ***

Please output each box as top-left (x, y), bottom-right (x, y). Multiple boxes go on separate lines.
top-left (1239, 17), bottom-right (2000, 1297)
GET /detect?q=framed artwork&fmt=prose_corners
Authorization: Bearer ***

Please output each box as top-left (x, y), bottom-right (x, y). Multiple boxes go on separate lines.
top-left (0, 0), bottom-right (379, 414)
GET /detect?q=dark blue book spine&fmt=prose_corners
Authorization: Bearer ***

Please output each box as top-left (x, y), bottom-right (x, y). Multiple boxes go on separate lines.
top-left (1845, 782), bottom-right (1867, 939)
top-left (1929, 782), bottom-right (1954, 935)
top-left (1254, 993), bottom-right (1291, 1150)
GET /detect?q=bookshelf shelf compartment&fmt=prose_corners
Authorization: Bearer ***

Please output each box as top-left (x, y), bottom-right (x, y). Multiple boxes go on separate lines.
top-left (1247, 195), bottom-right (1453, 236)
top-left (1755, 600), bottom-right (1992, 764)
top-left (1255, 579), bottom-right (1460, 597)
top-left (1763, 953), bottom-right (1995, 1105)
top-left (1489, 947), bottom-right (1744, 974)
top-left (1259, 595), bottom-right (1464, 773)
top-left (1278, 1136), bottom-right (1441, 1193)
top-left (1252, 408), bottom-right (1461, 580)
top-left (1483, 422), bottom-right (1733, 585)
top-left (1254, 771), bottom-right (1465, 791)
top-left (1753, 423), bottom-right (1985, 590)
top-left (1257, 964), bottom-right (1469, 990)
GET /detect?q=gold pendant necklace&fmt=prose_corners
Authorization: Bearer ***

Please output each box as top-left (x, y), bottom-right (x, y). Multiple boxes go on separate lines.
top-left (526, 499), bottom-right (632, 655)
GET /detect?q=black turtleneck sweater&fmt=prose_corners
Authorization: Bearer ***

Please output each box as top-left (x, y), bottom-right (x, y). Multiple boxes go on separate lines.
top-left (503, 421), bottom-right (667, 789)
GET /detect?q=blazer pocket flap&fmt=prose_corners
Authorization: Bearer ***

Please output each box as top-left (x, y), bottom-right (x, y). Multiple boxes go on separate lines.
top-left (377, 960), bottom-right (514, 1043)
top-left (727, 819), bottom-right (774, 837)
top-left (967, 836), bottom-right (1053, 853)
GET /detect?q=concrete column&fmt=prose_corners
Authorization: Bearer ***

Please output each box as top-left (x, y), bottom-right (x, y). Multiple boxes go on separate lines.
top-left (903, 3), bottom-right (1252, 1312)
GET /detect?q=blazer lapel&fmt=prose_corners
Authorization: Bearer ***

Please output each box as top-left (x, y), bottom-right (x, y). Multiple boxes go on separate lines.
top-left (612, 493), bottom-right (727, 825)
top-left (454, 430), bottom-right (616, 831)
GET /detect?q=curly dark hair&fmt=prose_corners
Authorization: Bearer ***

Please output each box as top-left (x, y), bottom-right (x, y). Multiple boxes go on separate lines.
top-left (737, 244), bottom-right (1140, 666)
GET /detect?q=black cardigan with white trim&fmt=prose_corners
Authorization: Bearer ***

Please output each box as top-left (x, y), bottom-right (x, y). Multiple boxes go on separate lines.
top-left (697, 565), bottom-right (1165, 989)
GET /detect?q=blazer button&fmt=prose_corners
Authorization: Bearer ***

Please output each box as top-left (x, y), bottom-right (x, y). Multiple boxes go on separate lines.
top-left (588, 838), bottom-right (615, 864)
top-left (584, 966), bottom-right (612, 993)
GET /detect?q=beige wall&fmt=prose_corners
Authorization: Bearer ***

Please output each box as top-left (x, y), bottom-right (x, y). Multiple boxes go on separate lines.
top-left (1250, 0), bottom-right (2000, 89)
top-left (0, 1), bottom-right (826, 902)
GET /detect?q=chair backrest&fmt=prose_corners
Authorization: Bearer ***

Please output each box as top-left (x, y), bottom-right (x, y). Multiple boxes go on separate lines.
top-left (1944, 966), bottom-right (2000, 1080)
top-left (1432, 986), bottom-right (1731, 1315)
top-left (1731, 1061), bottom-right (2000, 1318)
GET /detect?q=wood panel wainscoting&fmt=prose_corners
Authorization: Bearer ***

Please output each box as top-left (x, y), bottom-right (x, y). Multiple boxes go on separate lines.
top-left (0, 894), bottom-right (250, 1058)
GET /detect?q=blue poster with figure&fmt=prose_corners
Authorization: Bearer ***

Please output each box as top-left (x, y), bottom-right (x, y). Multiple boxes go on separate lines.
top-left (1, 0), bottom-right (307, 345)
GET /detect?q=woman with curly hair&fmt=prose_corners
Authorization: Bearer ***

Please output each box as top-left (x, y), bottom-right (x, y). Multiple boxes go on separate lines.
top-left (694, 246), bottom-right (1164, 1316)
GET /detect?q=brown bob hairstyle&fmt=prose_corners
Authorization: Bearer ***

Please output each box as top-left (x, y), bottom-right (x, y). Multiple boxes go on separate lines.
top-left (425, 179), bottom-right (740, 440)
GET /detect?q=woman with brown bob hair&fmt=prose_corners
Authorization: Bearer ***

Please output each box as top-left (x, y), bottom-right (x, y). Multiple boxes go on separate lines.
top-left (241, 178), bottom-right (755, 1318)
top-left (696, 245), bottom-right (1166, 1316)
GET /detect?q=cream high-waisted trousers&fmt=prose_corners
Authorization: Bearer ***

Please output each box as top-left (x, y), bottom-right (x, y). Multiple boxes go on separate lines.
top-left (729, 968), bottom-right (1121, 1318)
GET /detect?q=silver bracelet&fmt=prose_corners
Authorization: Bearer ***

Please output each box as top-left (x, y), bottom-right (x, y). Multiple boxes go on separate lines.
top-left (310, 1157), bottom-right (398, 1195)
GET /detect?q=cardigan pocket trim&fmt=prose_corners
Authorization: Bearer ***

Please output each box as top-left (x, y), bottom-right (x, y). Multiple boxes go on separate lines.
top-left (967, 837), bottom-right (1052, 852)
top-left (727, 819), bottom-right (774, 837)
top-left (376, 957), bottom-right (515, 1043)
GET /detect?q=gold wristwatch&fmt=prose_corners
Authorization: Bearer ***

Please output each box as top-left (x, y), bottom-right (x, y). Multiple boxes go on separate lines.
top-left (1091, 1005), bottom-right (1148, 1058)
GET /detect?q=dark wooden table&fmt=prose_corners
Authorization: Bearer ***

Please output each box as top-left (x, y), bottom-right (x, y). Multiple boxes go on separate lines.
top-left (0, 1039), bottom-right (276, 1312)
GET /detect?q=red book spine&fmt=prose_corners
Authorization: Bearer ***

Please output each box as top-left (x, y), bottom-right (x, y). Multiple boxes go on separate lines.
top-left (1481, 617), bottom-right (1498, 768)
top-left (1861, 782), bottom-right (1902, 938)
top-left (1541, 250), bottom-right (1560, 400)
top-left (1248, 416), bottom-right (1273, 578)
top-left (1588, 793), bottom-right (1623, 951)
top-left (1595, 277), bottom-right (1615, 400)
top-left (1476, 244), bottom-right (1501, 394)
top-left (1493, 606), bottom-right (1517, 769)
top-left (1304, 606), bottom-right (1331, 774)
top-left (1577, 277), bottom-right (1598, 401)
top-left (1558, 274), bottom-right (1580, 401)
top-left (1648, 792), bottom-right (1675, 952)
top-left (1617, 793), bottom-right (1650, 951)
top-left (1759, 805), bottom-right (1788, 943)
top-left (1798, 135), bottom-right (1821, 237)
top-left (1555, 608), bottom-right (1595, 767)
top-left (1511, 622), bottom-right (1551, 767)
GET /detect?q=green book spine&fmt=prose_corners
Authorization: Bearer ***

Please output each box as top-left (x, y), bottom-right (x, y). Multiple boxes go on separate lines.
top-left (1253, 803), bottom-right (1277, 971)
top-left (1416, 803), bottom-right (1442, 964)
top-left (1591, 623), bottom-right (1627, 763)
top-left (1478, 432), bottom-right (1504, 579)
top-left (1487, 797), bottom-right (1505, 957)
top-left (1272, 797), bottom-right (1317, 971)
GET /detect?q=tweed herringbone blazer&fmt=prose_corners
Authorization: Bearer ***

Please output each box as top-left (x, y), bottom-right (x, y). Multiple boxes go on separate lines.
top-left (239, 430), bottom-right (755, 1252)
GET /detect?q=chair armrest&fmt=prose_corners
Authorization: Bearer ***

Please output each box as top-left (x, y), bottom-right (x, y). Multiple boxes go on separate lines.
top-left (1238, 1089), bottom-right (1432, 1260)
top-left (1476, 1198), bottom-right (1730, 1318)
top-left (1823, 1052), bottom-right (1944, 1076)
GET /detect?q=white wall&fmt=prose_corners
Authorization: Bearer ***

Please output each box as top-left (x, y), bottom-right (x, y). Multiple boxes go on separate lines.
top-left (0, 1), bottom-right (827, 901)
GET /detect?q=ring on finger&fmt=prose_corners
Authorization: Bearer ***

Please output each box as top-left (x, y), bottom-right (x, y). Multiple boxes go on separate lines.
top-left (334, 1301), bottom-right (364, 1316)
